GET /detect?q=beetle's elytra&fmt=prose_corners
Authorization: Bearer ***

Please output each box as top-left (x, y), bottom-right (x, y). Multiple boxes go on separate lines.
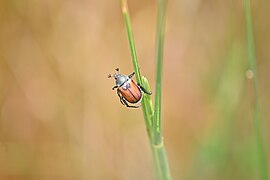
top-left (108, 68), bottom-right (152, 108)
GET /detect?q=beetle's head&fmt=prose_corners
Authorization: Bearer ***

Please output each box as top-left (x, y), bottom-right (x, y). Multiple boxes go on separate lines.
top-left (108, 68), bottom-right (129, 86)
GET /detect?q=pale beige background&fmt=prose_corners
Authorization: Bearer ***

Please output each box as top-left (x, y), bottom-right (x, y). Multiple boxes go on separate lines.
top-left (0, 0), bottom-right (269, 179)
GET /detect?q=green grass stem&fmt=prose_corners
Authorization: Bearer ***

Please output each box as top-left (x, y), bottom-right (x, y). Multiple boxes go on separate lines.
top-left (120, 0), bottom-right (152, 133)
top-left (244, 0), bottom-right (269, 179)
top-left (120, 0), bottom-right (172, 179)
top-left (153, 0), bottom-right (167, 145)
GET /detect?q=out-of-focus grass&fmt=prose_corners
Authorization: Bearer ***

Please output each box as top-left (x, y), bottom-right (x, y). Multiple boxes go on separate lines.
top-left (190, 42), bottom-right (249, 179)
top-left (245, 0), bottom-right (268, 179)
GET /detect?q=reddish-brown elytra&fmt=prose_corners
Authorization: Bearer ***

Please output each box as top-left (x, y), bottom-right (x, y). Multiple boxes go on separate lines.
top-left (108, 68), bottom-right (152, 108)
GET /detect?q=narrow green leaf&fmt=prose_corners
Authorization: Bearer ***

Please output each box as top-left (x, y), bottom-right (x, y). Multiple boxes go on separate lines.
top-left (120, 1), bottom-right (171, 179)
top-left (153, 0), bottom-right (167, 145)
top-left (244, 0), bottom-right (269, 179)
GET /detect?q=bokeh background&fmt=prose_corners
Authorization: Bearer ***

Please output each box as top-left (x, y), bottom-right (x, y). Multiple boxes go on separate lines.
top-left (0, 0), bottom-right (269, 179)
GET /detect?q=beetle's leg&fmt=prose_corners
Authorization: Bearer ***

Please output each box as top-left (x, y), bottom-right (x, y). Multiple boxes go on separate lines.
top-left (137, 83), bottom-right (152, 95)
top-left (119, 98), bottom-right (125, 105)
top-left (117, 89), bottom-right (125, 105)
top-left (112, 85), bottom-right (118, 90)
top-left (122, 98), bottom-right (140, 108)
top-left (128, 72), bottom-right (135, 78)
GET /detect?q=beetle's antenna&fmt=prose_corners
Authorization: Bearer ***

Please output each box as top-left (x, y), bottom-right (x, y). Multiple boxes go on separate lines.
top-left (108, 68), bottom-right (120, 78)
top-left (128, 72), bottom-right (135, 78)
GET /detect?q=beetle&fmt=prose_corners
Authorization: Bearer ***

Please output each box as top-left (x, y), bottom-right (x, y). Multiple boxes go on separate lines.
top-left (108, 68), bottom-right (152, 108)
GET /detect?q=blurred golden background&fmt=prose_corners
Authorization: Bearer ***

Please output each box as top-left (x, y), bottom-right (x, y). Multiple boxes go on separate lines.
top-left (0, 0), bottom-right (269, 179)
